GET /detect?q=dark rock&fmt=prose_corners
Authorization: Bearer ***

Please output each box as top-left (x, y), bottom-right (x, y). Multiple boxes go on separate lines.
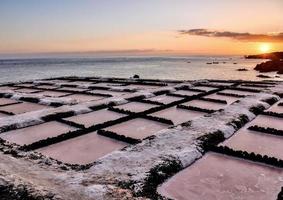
top-left (254, 60), bottom-right (283, 73)
top-left (133, 74), bottom-right (140, 79)
top-left (245, 51), bottom-right (283, 60)
top-left (237, 68), bottom-right (248, 71)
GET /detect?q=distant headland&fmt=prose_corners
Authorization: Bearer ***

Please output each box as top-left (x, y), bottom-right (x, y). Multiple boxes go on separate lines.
top-left (245, 51), bottom-right (283, 60)
top-left (245, 52), bottom-right (283, 74)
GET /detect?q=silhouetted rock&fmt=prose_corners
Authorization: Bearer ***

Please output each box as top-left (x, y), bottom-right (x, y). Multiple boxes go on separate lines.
top-left (245, 51), bottom-right (283, 60)
top-left (254, 60), bottom-right (283, 74)
top-left (237, 68), bottom-right (248, 71)
top-left (133, 74), bottom-right (140, 78)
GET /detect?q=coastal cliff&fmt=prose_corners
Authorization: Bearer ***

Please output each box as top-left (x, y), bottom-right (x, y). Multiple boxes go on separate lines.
top-left (245, 52), bottom-right (283, 74)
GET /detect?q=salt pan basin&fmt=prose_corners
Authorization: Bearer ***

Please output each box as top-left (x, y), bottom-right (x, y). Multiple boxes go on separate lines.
top-left (37, 131), bottom-right (126, 164)
top-left (65, 109), bottom-right (126, 128)
top-left (63, 94), bottom-right (105, 102)
top-left (0, 98), bottom-right (19, 106)
top-left (158, 152), bottom-right (283, 200)
top-left (37, 90), bottom-right (70, 97)
top-left (15, 88), bottom-right (41, 93)
top-left (0, 102), bottom-right (49, 114)
top-left (0, 112), bottom-right (9, 118)
top-left (115, 102), bottom-right (157, 113)
top-left (182, 99), bottom-right (226, 110)
top-left (192, 86), bottom-right (217, 92)
top-left (150, 106), bottom-right (204, 125)
top-left (249, 115), bottom-right (283, 131)
top-left (147, 95), bottom-right (183, 104)
top-left (267, 101), bottom-right (283, 113)
top-left (219, 89), bottom-right (258, 96)
top-left (171, 90), bottom-right (201, 96)
top-left (0, 121), bottom-right (76, 145)
top-left (203, 93), bottom-right (240, 104)
top-left (105, 118), bottom-right (168, 139)
top-left (223, 123), bottom-right (283, 160)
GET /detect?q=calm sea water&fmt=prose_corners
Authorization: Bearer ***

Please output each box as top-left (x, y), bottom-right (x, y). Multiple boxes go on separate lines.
top-left (0, 56), bottom-right (281, 83)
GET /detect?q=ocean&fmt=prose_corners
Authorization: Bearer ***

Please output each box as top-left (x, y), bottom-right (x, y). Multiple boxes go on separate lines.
top-left (0, 55), bottom-right (280, 83)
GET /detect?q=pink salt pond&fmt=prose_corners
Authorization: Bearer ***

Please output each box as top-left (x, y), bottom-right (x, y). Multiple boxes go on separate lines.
top-left (37, 90), bottom-right (70, 97)
top-left (15, 83), bottom-right (35, 87)
top-left (158, 152), bottom-right (283, 200)
top-left (0, 102), bottom-right (49, 114)
top-left (65, 109), bottom-right (126, 128)
top-left (171, 90), bottom-right (201, 97)
top-left (150, 106), bottom-right (204, 125)
top-left (183, 99), bottom-right (226, 110)
top-left (15, 88), bottom-right (42, 93)
top-left (219, 89), bottom-right (257, 96)
top-left (104, 118), bottom-right (168, 140)
top-left (0, 98), bottom-right (19, 106)
top-left (37, 131), bottom-right (126, 164)
top-left (0, 86), bottom-right (18, 91)
top-left (267, 101), bottom-right (283, 113)
top-left (209, 82), bottom-right (235, 86)
top-left (0, 112), bottom-right (9, 118)
top-left (65, 94), bottom-right (105, 102)
top-left (129, 84), bottom-right (160, 90)
top-left (147, 95), bottom-right (183, 104)
top-left (192, 86), bottom-right (218, 92)
top-left (90, 89), bottom-right (130, 97)
top-left (223, 127), bottom-right (283, 160)
top-left (203, 93), bottom-right (240, 104)
top-left (0, 121), bottom-right (76, 146)
top-left (36, 85), bottom-right (60, 90)
top-left (115, 102), bottom-right (157, 113)
top-left (249, 115), bottom-right (283, 131)
top-left (58, 87), bottom-right (89, 92)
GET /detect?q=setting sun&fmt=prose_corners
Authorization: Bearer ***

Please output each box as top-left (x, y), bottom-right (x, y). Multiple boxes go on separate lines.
top-left (259, 43), bottom-right (271, 53)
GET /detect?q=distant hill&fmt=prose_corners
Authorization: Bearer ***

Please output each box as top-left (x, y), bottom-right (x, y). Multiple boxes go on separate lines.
top-left (245, 52), bottom-right (283, 60)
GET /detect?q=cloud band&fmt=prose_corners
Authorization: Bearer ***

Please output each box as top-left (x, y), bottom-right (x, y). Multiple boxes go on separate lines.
top-left (179, 29), bottom-right (283, 42)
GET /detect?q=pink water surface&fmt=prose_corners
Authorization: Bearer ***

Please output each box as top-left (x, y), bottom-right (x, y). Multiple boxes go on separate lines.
top-left (158, 152), bottom-right (283, 200)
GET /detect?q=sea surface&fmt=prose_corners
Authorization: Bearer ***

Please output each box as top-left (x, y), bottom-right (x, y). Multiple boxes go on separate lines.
top-left (0, 56), bottom-right (281, 83)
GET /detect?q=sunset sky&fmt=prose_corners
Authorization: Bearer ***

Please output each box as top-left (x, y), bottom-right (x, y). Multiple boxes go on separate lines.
top-left (1, 0), bottom-right (283, 56)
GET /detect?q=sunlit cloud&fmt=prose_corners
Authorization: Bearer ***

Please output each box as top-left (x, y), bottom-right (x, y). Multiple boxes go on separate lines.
top-left (179, 29), bottom-right (283, 43)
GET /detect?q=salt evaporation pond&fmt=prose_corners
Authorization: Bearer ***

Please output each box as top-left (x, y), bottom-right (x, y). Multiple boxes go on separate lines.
top-left (14, 88), bottom-right (41, 93)
top-left (0, 98), bottom-right (19, 106)
top-left (220, 89), bottom-right (258, 96)
top-left (223, 127), bottom-right (283, 160)
top-left (63, 94), bottom-right (105, 102)
top-left (115, 102), bottom-right (157, 113)
top-left (150, 106), bottom-right (204, 125)
top-left (158, 152), bottom-right (283, 200)
top-left (0, 102), bottom-right (49, 114)
top-left (147, 94), bottom-right (183, 104)
top-left (171, 90), bottom-right (202, 96)
top-left (105, 118), bottom-right (168, 139)
top-left (203, 93), bottom-right (240, 104)
top-left (65, 109), bottom-right (126, 128)
top-left (183, 99), bottom-right (226, 110)
top-left (249, 115), bottom-right (283, 130)
top-left (192, 86), bottom-right (218, 92)
top-left (267, 101), bottom-right (283, 113)
top-left (37, 131), bottom-right (127, 164)
top-left (38, 90), bottom-right (70, 97)
top-left (0, 121), bottom-right (76, 145)
top-left (90, 89), bottom-right (131, 97)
